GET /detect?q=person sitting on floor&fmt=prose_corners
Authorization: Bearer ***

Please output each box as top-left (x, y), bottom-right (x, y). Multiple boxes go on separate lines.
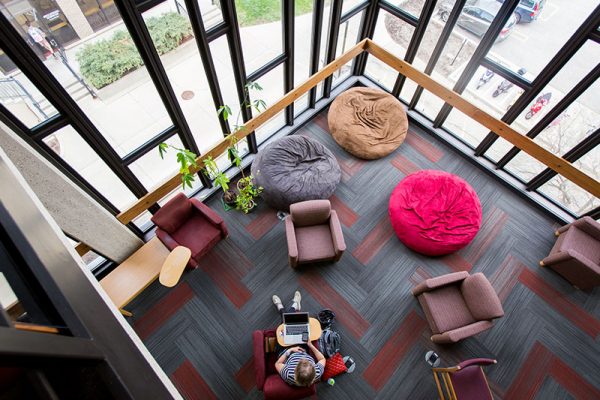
top-left (273, 291), bottom-right (326, 387)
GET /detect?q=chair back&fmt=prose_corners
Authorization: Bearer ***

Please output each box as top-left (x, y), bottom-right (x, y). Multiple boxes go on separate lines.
top-left (290, 200), bottom-right (331, 227)
top-left (151, 193), bottom-right (193, 234)
top-left (432, 358), bottom-right (496, 400)
top-left (461, 273), bottom-right (504, 320)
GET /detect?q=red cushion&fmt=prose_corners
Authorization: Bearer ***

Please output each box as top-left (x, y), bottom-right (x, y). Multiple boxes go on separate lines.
top-left (151, 193), bottom-right (192, 234)
top-left (388, 170), bottom-right (482, 256)
top-left (263, 375), bottom-right (315, 400)
top-left (321, 352), bottom-right (348, 381)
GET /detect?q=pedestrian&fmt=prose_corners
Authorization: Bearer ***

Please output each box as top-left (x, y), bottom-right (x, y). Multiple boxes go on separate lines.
top-left (26, 21), bottom-right (55, 57)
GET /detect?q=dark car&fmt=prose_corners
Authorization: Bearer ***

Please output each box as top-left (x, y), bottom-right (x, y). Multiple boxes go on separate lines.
top-left (439, 0), bottom-right (517, 42)
top-left (497, 0), bottom-right (546, 23)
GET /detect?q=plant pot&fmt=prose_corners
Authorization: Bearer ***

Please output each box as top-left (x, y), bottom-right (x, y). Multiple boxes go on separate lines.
top-left (237, 179), bottom-right (249, 191)
top-left (223, 190), bottom-right (237, 206)
top-left (245, 199), bottom-right (256, 213)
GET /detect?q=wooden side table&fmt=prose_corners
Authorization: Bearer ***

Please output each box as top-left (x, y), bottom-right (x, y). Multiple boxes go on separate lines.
top-left (276, 317), bottom-right (322, 347)
top-left (159, 246), bottom-right (191, 287)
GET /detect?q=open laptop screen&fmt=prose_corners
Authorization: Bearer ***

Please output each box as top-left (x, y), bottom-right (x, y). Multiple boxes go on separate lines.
top-left (283, 312), bottom-right (309, 325)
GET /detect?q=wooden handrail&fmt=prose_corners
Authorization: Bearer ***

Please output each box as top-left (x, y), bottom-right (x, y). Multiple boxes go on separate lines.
top-left (364, 39), bottom-right (600, 199)
top-left (113, 38), bottom-right (599, 226)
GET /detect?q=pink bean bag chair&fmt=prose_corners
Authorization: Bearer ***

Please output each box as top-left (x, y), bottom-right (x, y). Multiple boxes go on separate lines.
top-left (389, 170), bottom-right (482, 256)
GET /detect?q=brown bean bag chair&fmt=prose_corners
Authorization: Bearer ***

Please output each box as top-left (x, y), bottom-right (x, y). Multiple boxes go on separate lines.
top-left (328, 87), bottom-right (408, 159)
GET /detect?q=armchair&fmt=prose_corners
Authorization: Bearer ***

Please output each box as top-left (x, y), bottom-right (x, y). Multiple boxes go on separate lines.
top-left (151, 193), bottom-right (227, 269)
top-left (432, 358), bottom-right (497, 400)
top-left (412, 272), bottom-right (504, 344)
top-left (253, 329), bottom-right (317, 400)
top-left (285, 199), bottom-right (346, 268)
top-left (540, 216), bottom-right (600, 290)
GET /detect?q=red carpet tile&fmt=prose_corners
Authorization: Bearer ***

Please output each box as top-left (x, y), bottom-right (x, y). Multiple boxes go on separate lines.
top-left (391, 154), bottom-right (421, 175)
top-left (505, 342), bottom-right (600, 400)
top-left (504, 342), bottom-right (553, 399)
top-left (352, 216), bottom-right (395, 265)
top-left (171, 359), bottom-right (217, 400)
top-left (441, 253), bottom-right (472, 273)
top-left (199, 251), bottom-right (252, 309)
top-left (313, 113), bottom-right (329, 133)
top-left (550, 358), bottom-right (600, 400)
top-left (330, 194), bottom-right (358, 227)
top-left (519, 268), bottom-right (600, 338)
top-left (409, 266), bottom-right (434, 286)
top-left (299, 272), bottom-right (370, 340)
top-left (363, 311), bottom-right (427, 391)
top-left (405, 132), bottom-right (444, 163)
top-left (134, 282), bottom-right (194, 340)
top-left (234, 357), bottom-right (255, 393)
top-left (245, 208), bottom-right (279, 240)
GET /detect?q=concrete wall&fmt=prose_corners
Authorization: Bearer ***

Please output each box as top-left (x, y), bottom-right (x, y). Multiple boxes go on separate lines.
top-left (0, 122), bottom-right (142, 263)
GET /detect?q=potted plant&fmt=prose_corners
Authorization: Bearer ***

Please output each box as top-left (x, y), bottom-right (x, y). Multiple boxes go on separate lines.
top-left (157, 81), bottom-right (267, 211)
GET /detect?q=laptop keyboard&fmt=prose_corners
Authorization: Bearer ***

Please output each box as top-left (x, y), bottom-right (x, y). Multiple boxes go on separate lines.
top-left (286, 325), bottom-right (306, 335)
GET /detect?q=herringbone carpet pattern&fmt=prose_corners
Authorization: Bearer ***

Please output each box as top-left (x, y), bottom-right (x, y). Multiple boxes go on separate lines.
top-left (128, 109), bottom-right (600, 400)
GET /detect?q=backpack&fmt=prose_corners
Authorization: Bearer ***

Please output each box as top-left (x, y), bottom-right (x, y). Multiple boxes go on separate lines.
top-left (318, 329), bottom-right (341, 358)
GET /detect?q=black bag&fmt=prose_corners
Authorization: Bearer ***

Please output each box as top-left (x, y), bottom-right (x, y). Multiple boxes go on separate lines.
top-left (318, 329), bottom-right (341, 358)
top-left (318, 309), bottom-right (336, 329)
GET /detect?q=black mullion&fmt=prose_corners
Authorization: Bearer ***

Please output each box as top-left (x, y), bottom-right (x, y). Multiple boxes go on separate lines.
top-left (392, 0), bottom-right (438, 96)
top-left (309, 0), bottom-right (325, 108)
top-left (0, 12), bottom-right (148, 198)
top-left (353, 0), bottom-right (380, 76)
top-left (340, 1), bottom-right (369, 23)
top-left (113, 0), bottom-right (201, 159)
top-left (283, 0), bottom-right (295, 125)
top-left (433, 0), bottom-right (521, 128)
top-left (0, 106), bottom-right (121, 215)
top-left (322, 0), bottom-right (344, 98)
top-left (247, 54), bottom-right (287, 82)
top-left (379, 1), bottom-right (418, 26)
top-left (220, 0), bottom-right (257, 153)
top-left (526, 128), bottom-right (600, 191)
top-left (481, 58), bottom-right (532, 90)
top-left (30, 115), bottom-right (69, 140)
top-left (584, 206), bottom-right (600, 219)
top-left (122, 126), bottom-right (178, 165)
top-left (590, 29), bottom-right (600, 44)
top-left (409, 0), bottom-right (467, 109)
top-left (475, 5), bottom-right (600, 154)
top-left (206, 22), bottom-right (229, 42)
top-left (495, 63), bottom-right (600, 168)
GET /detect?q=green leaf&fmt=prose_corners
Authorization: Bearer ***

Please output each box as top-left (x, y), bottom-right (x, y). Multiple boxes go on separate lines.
top-left (218, 105), bottom-right (232, 120)
top-left (158, 142), bottom-right (168, 159)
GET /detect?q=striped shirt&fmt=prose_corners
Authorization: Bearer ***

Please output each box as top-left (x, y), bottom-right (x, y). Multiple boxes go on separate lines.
top-left (280, 351), bottom-right (324, 386)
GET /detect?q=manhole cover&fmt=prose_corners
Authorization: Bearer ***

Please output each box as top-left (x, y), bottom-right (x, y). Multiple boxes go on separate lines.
top-left (181, 90), bottom-right (195, 100)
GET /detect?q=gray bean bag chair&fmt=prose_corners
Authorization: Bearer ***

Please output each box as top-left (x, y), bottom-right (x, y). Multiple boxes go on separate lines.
top-left (251, 136), bottom-right (341, 211)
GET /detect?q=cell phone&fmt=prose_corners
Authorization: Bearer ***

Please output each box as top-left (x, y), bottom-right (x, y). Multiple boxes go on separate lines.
top-left (302, 332), bottom-right (308, 342)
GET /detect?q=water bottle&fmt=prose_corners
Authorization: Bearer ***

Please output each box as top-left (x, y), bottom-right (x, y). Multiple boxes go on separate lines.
top-left (327, 378), bottom-right (335, 386)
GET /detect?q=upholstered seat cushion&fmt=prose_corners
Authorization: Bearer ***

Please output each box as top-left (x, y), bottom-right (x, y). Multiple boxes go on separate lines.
top-left (328, 87), bottom-right (408, 159)
top-left (251, 136), bottom-right (341, 211)
top-left (450, 365), bottom-right (493, 400)
top-left (171, 213), bottom-right (221, 258)
top-left (263, 375), bottom-right (315, 400)
top-left (556, 227), bottom-right (600, 264)
top-left (461, 273), bottom-right (504, 320)
top-left (389, 170), bottom-right (482, 256)
top-left (418, 286), bottom-right (475, 334)
top-left (295, 225), bottom-right (336, 263)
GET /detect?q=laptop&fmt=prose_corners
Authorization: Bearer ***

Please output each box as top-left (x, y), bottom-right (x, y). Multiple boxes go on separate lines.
top-left (282, 312), bottom-right (310, 345)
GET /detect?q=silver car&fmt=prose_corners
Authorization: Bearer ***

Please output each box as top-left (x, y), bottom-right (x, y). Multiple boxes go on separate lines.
top-left (439, 0), bottom-right (517, 41)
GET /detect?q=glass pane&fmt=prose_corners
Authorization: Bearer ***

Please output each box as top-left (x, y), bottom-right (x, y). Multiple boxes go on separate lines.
top-left (396, 0), bottom-right (426, 18)
top-left (78, 0), bottom-right (121, 32)
top-left (414, 89), bottom-right (445, 121)
top-left (130, 135), bottom-right (188, 191)
top-left (429, 0), bottom-right (515, 91)
top-left (364, 10), bottom-right (414, 90)
top-left (342, 0), bottom-right (364, 15)
top-left (200, 0), bottom-right (224, 30)
top-left (294, 0), bottom-right (314, 87)
top-left (333, 11), bottom-right (363, 85)
top-left (141, 4), bottom-right (224, 152)
top-left (486, 0), bottom-right (596, 79)
top-left (237, 0), bottom-right (283, 74)
top-left (1, 5), bottom-right (174, 157)
top-left (538, 147), bottom-right (600, 215)
top-left (442, 65), bottom-right (525, 148)
top-left (295, 93), bottom-right (309, 117)
top-left (44, 125), bottom-right (137, 209)
top-left (253, 64), bottom-right (285, 144)
top-left (0, 49), bottom-right (59, 128)
top-left (486, 40), bottom-right (600, 160)
top-left (503, 148), bottom-right (547, 181)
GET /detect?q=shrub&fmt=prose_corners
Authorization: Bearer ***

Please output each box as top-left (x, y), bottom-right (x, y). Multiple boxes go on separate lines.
top-left (77, 13), bottom-right (191, 89)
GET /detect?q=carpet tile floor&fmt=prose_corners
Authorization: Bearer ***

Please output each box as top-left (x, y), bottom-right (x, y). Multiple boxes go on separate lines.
top-left (128, 108), bottom-right (600, 400)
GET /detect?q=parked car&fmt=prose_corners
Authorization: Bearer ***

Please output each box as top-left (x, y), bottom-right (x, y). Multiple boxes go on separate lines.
top-left (438, 0), bottom-right (517, 42)
top-left (497, 0), bottom-right (546, 23)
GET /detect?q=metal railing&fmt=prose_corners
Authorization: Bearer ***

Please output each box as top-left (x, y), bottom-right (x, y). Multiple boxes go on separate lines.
top-left (0, 76), bottom-right (48, 119)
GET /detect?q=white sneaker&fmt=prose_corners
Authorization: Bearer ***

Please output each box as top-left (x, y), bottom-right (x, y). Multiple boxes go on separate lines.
top-left (272, 295), bottom-right (283, 311)
top-left (292, 290), bottom-right (302, 311)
